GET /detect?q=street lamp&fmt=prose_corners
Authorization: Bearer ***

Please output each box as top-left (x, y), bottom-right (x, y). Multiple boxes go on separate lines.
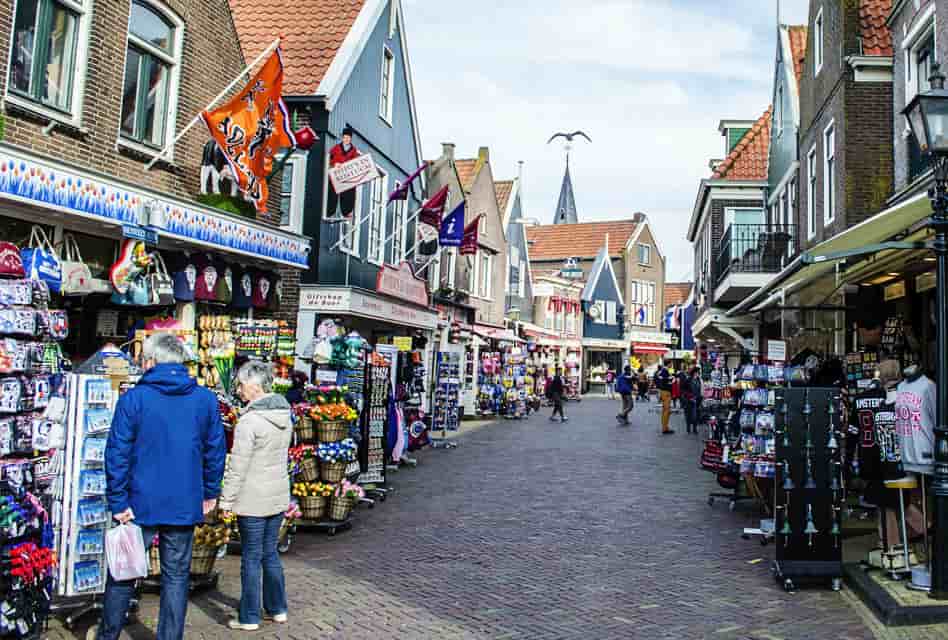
top-left (903, 62), bottom-right (948, 600)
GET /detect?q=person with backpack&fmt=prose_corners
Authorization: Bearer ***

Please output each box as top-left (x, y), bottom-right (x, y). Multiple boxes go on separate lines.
top-left (616, 365), bottom-right (635, 424)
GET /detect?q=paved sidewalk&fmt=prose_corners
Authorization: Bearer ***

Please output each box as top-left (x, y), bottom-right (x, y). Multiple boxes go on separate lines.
top-left (47, 399), bottom-right (925, 639)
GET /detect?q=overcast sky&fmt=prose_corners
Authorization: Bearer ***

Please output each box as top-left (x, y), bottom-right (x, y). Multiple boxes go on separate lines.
top-left (402, 0), bottom-right (809, 282)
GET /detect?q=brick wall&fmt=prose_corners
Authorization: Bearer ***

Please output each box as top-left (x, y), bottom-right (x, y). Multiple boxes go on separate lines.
top-left (0, 0), bottom-right (256, 213)
top-left (845, 78), bottom-right (893, 222)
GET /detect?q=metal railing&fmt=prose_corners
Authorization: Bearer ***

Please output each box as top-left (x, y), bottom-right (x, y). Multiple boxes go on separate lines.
top-left (715, 223), bottom-right (798, 286)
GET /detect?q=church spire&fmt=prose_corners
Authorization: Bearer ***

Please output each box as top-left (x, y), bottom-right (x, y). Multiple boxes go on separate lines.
top-left (554, 158), bottom-right (578, 224)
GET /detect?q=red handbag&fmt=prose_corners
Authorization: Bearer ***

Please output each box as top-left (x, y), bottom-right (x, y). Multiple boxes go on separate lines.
top-left (0, 243), bottom-right (25, 278)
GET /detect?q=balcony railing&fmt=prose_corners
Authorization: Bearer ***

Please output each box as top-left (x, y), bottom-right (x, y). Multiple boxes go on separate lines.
top-left (715, 223), bottom-right (797, 286)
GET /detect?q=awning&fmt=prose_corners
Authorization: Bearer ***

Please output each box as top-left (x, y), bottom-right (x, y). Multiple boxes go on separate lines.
top-left (519, 322), bottom-right (561, 341)
top-left (632, 343), bottom-right (669, 355)
top-left (298, 286), bottom-right (438, 330)
top-left (729, 188), bottom-right (933, 316)
top-left (473, 324), bottom-right (524, 344)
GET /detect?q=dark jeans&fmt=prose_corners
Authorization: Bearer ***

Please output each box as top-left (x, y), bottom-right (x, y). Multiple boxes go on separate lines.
top-left (98, 525), bottom-right (194, 640)
top-left (237, 514), bottom-right (287, 624)
top-left (685, 399), bottom-right (699, 432)
top-left (550, 393), bottom-right (565, 419)
top-left (326, 183), bottom-right (357, 218)
top-left (619, 394), bottom-right (634, 419)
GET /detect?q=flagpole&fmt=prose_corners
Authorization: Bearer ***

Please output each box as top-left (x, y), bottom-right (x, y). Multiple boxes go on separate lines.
top-left (145, 37), bottom-right (282, 170)
top-left (328, 200), bottom-right (401, 253)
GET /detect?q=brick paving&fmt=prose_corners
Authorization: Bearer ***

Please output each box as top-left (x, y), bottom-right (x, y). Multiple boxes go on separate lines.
top-left (50, 399), bottom-right (890, 640)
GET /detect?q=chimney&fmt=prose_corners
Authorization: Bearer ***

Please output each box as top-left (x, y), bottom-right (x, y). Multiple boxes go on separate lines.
top-left (478, 146), bottom-right (490, 163)
top-left (709, 159), bottom-right (723, 171)
top-left (633, 212), bottom-right (646, 224)
top-left (441, 142), bottom-right (455, 160)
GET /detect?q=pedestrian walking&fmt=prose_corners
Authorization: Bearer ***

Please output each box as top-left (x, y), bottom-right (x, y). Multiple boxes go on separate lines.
top-left (637, 367), bottom-right (649, 401)
top-left (99, 333), bottom-right (226, 640)
top-left (605, 368), bottom-right (616, 399)
top-left (684, 367), bottom-right (702, 434)
top-left (616, 365), bottom-right (635, 424)
top-left (220, 361), bottom-right (293, 631)
top-left (671, 372), bottom-right (681, 410)
top-left (547, 369), bottom-right (568, 422)
top-left (654, 365), bottom-right (674, 434)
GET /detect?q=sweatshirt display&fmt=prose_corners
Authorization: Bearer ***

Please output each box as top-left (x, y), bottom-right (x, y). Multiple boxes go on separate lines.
top-left (894, 374), bottom-right (935, 475)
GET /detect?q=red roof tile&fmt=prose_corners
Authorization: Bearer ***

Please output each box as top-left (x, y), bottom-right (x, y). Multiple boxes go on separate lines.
top-left (860, 0), bottom-right (893, 57)
top-left (712, 106), bottom-right (771, 181)
top-left (229, 0), bottom-right (365, 95)
top-left (526, 220), bottom-right (638, 261)
top-left (663, 282), bottom-right (692, 308)
top-left (454, 159), bottom-right (479, 191)
top-left (494, 180), bottom-right (514, 213)
top-left (787, 26), bottom-right (808, 85)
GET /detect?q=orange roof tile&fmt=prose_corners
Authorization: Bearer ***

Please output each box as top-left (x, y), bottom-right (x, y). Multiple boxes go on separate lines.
top-left (526, 220), bottom-right (638, 261)
top-left (229, 0), bottom-right (365, 95)
top-left (787, 26), bottom-right (808, 85)
top-left (663, 282), bottom-right (692, 308)
top-left (712, 106), bottom-right (771, 181)
top-left (494, 180), bottom-right (514, 213)
top-left (860, 0), bottom-right (893, 57)
top-left (454, 159), bottom-right (479, 191)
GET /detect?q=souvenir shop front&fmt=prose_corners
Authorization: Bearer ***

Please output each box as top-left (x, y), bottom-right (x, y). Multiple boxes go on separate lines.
top-left (518, 322), bottom-right (581, 402)
top-left (629, 329), bottom-right (675, 370)
top-left (583, 338), bottom-right (626, 394)
top-left (471, 325), bottom-right (532, 418)
top-left (0, 144), bottom-right (311, 629)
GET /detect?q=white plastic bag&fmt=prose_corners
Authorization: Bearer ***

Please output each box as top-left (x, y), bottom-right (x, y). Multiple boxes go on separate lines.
top-left (105, 523), bottom-right (148, 581)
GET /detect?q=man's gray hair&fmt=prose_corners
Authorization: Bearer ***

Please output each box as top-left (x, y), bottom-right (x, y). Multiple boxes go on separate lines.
top-left (236, 360), bottom-right (273, 393)
top-left (142, 333), bottom-right (189, 364)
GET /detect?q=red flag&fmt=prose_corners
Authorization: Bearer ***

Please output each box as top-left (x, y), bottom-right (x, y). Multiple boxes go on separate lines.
top-left (418, 185), bottom-right (449, 228)
top-left (201, 48), bottom-right (296, 212)
top-left (459, 215), bottom-right (481, 255)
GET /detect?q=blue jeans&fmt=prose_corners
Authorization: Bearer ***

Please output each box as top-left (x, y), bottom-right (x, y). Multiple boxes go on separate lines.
top-left (237, 514), bottom-right (287, 624)
top-left (98, 525), bottom-right (194, 640)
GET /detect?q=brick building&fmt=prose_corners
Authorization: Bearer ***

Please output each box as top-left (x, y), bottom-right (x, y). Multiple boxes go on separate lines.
top-left (0, 0), bottom-right (310, 359)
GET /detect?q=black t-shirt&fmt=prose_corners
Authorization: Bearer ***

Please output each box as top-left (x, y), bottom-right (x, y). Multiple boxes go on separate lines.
top-left (851, 388), bottom-right (902, 484)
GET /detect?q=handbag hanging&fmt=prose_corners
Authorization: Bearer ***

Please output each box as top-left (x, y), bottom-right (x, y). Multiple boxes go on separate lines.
top-left (0, 242), bottom-right (25, 279)
top-left (20, 226), bottom-right (61, 293)
top-left (110, 272), bottom-right (151, 306)
top-left (148, 254), bottom-right (174, 306)
top-left (59, 234), bottom-right (94, 296)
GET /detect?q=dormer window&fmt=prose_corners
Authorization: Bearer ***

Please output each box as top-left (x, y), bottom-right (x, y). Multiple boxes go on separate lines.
top-left (814, 7), bottom-right (824, 75)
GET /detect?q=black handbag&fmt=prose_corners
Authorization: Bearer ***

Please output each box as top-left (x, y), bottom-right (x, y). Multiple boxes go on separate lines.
top-left (148, 254), bottom-right (174, 306)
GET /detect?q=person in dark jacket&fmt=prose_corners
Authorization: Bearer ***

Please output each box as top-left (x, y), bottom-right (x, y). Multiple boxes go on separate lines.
top-left (547, 369), bottom-right (567, 422)
top-left (616, 365), bottom-right (635, 424)
top-left (99, 333), bottom-right (226, 640)
top-left (283, 371), bottom-right (308, 405)
top-left (683, 367), bottom-right (702, 434)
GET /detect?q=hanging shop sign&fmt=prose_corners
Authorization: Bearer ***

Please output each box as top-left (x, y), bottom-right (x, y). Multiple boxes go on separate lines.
top-left (121, 224), bottom-right (158, 246)
top-left (582, 337), bottom-right (627, 350)
top-left (300, 286), bottom-right (438, 330)
top-left (767, 339), bottom-right (787, 362)
top-left (627, 329), bottom-right (675, 345)
top-left (329, 154), bottom-right (380, 193)
top-left (0, 144), bottom-right (311, 268)
top-left (376, 261), bottom-right (429, 307)
top-left (883, 280), bottom-right (906, 301)
top-left (393, 336), bottom-right (413, 351)
top-left (916, 271), bottom-right (936, 294)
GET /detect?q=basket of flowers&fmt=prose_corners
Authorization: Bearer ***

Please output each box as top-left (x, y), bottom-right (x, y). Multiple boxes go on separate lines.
top-left (318, 439), bottom-right (358, 482)
top-left (292, 481), bottom-right (334, 519)
top-left (190, 523), bottom-right (230, 575)
top-left (293, 404), bottom-right (316, 441)
top-left (289, 444), bottom-right (319, 482)
top-left (309, 386), bottom-right (358, 442)
top-left (329, 480), bottom-right (365, 521)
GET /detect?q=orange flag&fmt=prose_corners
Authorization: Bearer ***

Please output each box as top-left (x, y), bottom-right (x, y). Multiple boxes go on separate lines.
top-left (201, 47), bottom-right (296, 212)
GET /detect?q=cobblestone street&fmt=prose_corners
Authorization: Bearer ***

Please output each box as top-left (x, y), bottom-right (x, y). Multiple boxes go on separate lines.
top-left (60, 399), bottom-right (890, 640)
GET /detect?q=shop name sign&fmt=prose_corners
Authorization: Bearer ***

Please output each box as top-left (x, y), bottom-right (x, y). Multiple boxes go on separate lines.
top-left (376, 262), bottom-right (429, 307)
top-left (329, 154), bottom-right (380, 193)
top-left (122, 224), bottom-right (157, 245)
top-left (300, 286), bottom-right (438, 330)
top-left (626, 330), bottom-right (675, 345)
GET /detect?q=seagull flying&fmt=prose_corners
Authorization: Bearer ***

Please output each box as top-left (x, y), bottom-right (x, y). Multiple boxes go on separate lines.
top-left (546, 131), bottom-right (592, 144)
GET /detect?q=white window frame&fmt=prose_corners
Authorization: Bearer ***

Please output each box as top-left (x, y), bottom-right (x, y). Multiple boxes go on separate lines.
top-left (544, 306), bottom-right (553, 330)
top-left (278, 150), bottom-right (307, 234)
top-left (518, 259), bottom-right (526, 298)
top-left (637, 243), bottom-right (650, 265)
top-left (367, 169), bottom-right (388, 265)
top-left (388, 0), bottom-right (397, 38)
top-left (478, 252), bottom-right (491, 299)
top-left (379, 46), bottom-right (394, 126)
top-left (807, 145), bottom-right (817, 239)
top-left (901, 3), bottom-right (936, 104)
top-left (446, 248), bottom-right (457, 289)
top-left (334, 148), bottom-right (364, 257)
top-left (775, 84), bottom-right (783, 137)
top-left (428, 251), bottom-right (440, 290)
top-left (117, 0), bottom-right (184, 160)
top-left (823, 120), bottom-right (836, 225)
top-left (565, 307), bottom-right (575, 335)
top-left (6, 0), bottom-right (93, 127)
top-left (389, 197), bottom-right (407, 265)
top-left (814, 6), bottom-right (824, 76)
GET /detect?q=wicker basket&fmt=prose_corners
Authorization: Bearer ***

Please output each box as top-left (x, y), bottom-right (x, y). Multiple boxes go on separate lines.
top-left (190, 545), bottom-right (219, 575)
top-left (278, 518), bottom-right (294, 542)
top-left (298, 457), bottom-right (319, 482)
top-left (320, 461), bottom-right (348, 483)
top-left (317, 420), bottom-right (349, 443)
top-left (295, 416), bottom-right (316, 441)
top-left (328, 495), bottom-right (354, 521)
top-left (299, 495), bottom-right (327, 520)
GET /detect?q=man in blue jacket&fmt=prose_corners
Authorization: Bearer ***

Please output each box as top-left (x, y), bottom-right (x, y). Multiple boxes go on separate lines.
top-left (99, 333), bottom-right (226, 640)
top-left (615, 365), bottom-right (635, 424)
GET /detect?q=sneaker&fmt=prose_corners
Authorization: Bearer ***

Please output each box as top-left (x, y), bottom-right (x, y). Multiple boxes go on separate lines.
top-left (561, 417), bottom-right (569, 422)
top-left (266, 613), bottom-right (288, 623)
top-left (549, 416), bottom-right (558, 422)
top-left (661, 430), bottom-right (675, 435)
top-left (228, 620), bottom-right (260, 631)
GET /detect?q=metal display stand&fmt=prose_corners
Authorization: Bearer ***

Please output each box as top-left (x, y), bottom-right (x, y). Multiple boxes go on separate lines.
top-left (773, 387), bottom-right (844, 592)
top-left (430, 351), bottom-right (461, 448)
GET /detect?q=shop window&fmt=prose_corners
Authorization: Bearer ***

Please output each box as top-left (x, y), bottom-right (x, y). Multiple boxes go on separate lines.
top-left (0, 216), bottom-right (53, 248)
top-left (119, 0), bottom-right (182, 152)
top-left (629, 279), bottom-right (655, 327)
top-left (379, 47), bottom-right (394, 125)
top-left (367, 170), bottom-right (387, 265)
top-left (566, 309), bottom-right (575, 335)
top-left (823, 122), bottom-right (836, 225)
top-left (390, 198), bottom-right (407, 265)
top-left (278, 151), bottom-right (306, 234)
top-left (9, 0), bottom-right (90, 120)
